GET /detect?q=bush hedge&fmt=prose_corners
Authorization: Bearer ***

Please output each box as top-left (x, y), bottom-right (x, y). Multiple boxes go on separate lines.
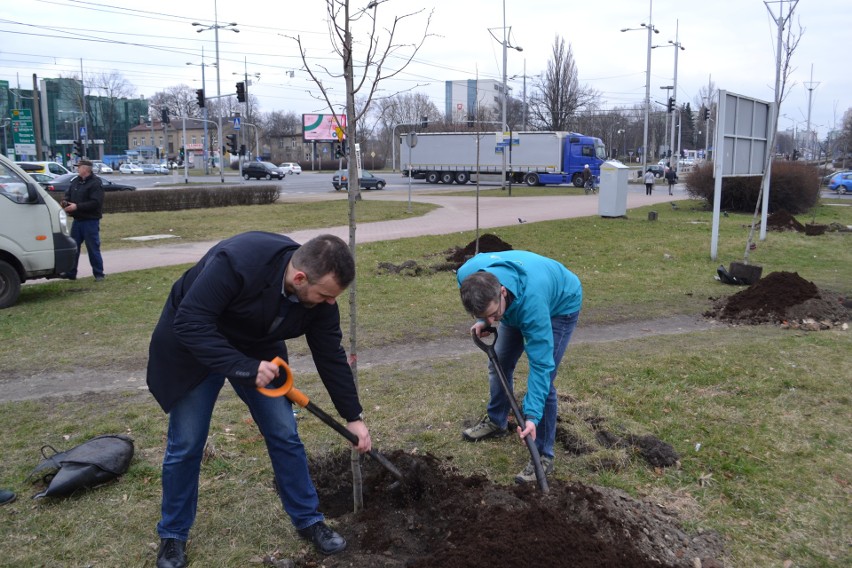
top-left (683, 160), bottom-right (821, 214)
top-left (48, 185), bottom-right (280, 214)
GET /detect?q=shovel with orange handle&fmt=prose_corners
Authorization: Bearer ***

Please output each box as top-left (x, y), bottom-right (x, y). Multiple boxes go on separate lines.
top-left (257, 357), bottom-right (404, 484)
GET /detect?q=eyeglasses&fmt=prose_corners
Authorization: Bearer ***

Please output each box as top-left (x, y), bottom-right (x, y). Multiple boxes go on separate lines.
top-left (477, 292), bottom-right (505, 322)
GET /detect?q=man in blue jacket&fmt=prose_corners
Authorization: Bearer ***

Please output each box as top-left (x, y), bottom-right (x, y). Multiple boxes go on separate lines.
top-left (457, 250), bottom-right (582, 483)
top-left (147, 232), bottom-right (371, 567)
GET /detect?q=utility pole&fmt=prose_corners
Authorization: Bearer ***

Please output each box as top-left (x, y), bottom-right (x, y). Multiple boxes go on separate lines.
top-left (80, 59), bottom-right (89, 157)
top-left (803, 64), bottom-right (819, 160)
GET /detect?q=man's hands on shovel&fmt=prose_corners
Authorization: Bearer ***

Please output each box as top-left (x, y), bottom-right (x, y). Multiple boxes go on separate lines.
top-left (255, 359), bottom-right (372, 453)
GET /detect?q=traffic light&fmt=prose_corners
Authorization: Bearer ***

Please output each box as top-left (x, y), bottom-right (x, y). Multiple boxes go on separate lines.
top-left (195, 89), bottom-right (205, 108)
top-left (239, 144), bottom-right (246, 157)
top-left (161, 108), bottom-right (170, 125)
top-left (703, 107), bottom-right (710, 121)
top-left (236, 81), bottom-right (246, 103)
top-left (421, 116), bottom-right (428, 128)
top-left (334, 143), bottom-right (342, 159)
top-left (667, 97), bottom-right (675, 113)
top-left (179, 147), bottom-right (185, 160)
top-left (73, 140), bottom-right (83, 156)
top-left (226, 134), bottom-right (238, 155)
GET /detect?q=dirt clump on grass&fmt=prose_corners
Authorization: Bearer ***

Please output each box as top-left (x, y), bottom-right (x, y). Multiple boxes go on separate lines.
top-left (285, 451), bottom-right (724, 568)
top-left (705, 271), bottom-right (850, 328)
top-left (764, 210), bottom-right (805, 232)
top-left (377, 234), bottom-right (514, 275)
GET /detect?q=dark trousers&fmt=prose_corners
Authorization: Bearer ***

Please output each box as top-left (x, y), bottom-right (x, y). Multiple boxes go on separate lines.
top-left (69, 219), bottom-right (104, 278)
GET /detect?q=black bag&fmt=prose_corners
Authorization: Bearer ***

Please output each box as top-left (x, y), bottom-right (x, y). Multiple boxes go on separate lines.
top-left (28, 434), bottom-right (134, 499)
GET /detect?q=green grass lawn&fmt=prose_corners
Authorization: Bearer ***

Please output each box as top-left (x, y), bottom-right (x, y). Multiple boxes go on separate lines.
top-left (0, 198), bottom-right (849, 566)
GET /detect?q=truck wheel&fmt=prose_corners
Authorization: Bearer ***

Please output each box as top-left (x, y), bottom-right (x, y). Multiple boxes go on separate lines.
top-left (524, 173), bottom-right (539, 187)
top-left (426, 172), bottom-right (440, 184)
top-left (440, 172), bottom-right (454, 184)
top-left (454, 172), bottom-right (469, 184)
top-left (572, 173), bottom-right (584, 187)
top-left (0, 260), bottom-right (22, 309)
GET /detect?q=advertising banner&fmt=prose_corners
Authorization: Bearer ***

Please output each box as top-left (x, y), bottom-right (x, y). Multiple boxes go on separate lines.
top-left (302, 114), bottom-right (346, 142)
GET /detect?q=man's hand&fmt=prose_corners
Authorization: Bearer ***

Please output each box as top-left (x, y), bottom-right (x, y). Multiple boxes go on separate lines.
top-left (346, 420), bottom-right (372, 454)
top-left (254, 360), bottom-right (281, 388)
top-left (63, 202), bottom-right (77, 213)
top-left (470, 321), bottom-right (492, 338)
top-left (518, 420), bottom-right (537, 441)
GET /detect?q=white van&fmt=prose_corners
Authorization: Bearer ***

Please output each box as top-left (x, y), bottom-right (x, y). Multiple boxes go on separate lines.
top-left (0, 155), bottom-right (77, 308)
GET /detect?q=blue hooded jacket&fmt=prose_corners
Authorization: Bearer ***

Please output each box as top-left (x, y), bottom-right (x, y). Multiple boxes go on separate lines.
top-left (457, 251), bottom-right (582, 423)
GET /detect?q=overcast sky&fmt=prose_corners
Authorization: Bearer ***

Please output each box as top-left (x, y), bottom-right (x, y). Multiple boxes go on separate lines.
top-left (2, 0), bottom-right (848, 140)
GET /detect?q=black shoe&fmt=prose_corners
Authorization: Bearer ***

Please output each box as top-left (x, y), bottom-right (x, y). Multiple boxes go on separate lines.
top-left (59, 272), bottom-right (76, 281)
top-left (0, 489), bottom-right (16, 506)
top-left (156, 538), bottom-right (187, 568)
top-left (297, 521), bottom-right (346, 555)
top-left (94, 274), bottom-right (105, 281)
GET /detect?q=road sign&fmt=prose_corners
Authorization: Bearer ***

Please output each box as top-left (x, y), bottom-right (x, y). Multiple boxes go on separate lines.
top-left (233, 117), bottom-right (241, 130)
top-left (11, 109), bottom-right (36, 156)
top-left (80, 126), bottom-right (87, 138)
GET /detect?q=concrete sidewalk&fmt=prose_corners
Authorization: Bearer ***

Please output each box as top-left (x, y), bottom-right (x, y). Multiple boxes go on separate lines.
top-left (68, 186), bottom-right (684, 279)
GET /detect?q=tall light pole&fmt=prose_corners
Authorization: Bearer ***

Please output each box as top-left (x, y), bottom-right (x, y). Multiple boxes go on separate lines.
top-left (489, 0), bottom-right (522, 193)
top-left (621, 0), bottom-right (659, 173)
top-left (187, 47), bottom-right (216, 174)
top-left (653, 19), bottom-right (684, 168)
top-left (193, 0), bottom-right (238, 183)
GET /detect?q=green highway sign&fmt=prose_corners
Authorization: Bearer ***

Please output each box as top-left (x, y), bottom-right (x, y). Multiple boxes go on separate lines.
top-left (11, 108), bottom-right (36, 156)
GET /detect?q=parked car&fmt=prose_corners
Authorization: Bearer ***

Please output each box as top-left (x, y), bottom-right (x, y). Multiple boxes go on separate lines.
top-left (119, 163), bottom-right (143, 174)
top-left (91, 161), bottom-right (113, 174)
top-left (242, 161), bottom-right (285, 180)
top-left (16, 161), bottom-right (71, 176)
top-left (46, 173), bottom-right (136, 193)
top-left (279, 162), bottom-right (302, 175)
top-left (332, 169), bottom-right (387, 191)
top-left (141, 163), bottom-right (168, 175)
top-left (28, 172), bottom-right (57, 190)
top-left (828, 171), bottom-right (852, 194)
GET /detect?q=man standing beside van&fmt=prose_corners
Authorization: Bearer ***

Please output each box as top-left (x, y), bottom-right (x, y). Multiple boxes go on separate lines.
top-left (61, 159), bottom-right (105, 281)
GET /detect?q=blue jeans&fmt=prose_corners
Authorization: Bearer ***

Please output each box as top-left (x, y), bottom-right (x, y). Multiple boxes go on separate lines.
top-left (69, 219), bottom-right (104, 278)
top-left (486, 311), bottom-right (579, 459)
top-left (157, 373), bottom-right (323, 541)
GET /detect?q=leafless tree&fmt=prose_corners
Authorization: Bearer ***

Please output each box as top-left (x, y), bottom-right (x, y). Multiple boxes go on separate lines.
top-left (527, 36), bottom-right (598, 131)
top-left (374, 92), bottom-right (440, 168)
top-left (288, 0), bottom-right (433, 511)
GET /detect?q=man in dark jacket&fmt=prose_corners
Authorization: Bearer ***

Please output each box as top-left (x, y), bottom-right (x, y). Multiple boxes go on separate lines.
top-left (148, 232), bottom-right (372, 568)
top-left (61, 158), bottom-right (105, 280)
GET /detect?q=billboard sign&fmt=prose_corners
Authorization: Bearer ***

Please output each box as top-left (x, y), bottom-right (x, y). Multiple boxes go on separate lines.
top-left (302, 114), bottom-right (346, 142)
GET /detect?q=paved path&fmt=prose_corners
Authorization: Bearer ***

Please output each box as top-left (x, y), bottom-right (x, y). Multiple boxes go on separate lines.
top-left (67, 186), bottom-right (685, 279)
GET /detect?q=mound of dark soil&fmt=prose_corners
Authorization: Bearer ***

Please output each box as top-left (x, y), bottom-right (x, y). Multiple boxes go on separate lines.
top-left (445, 234), bottom-right (514, 268)
top-left (705, 271), bottom-right (850, 326)
top-left (765, 210), bottom-right (805, 232)
top-left (287, 451), bottom-right (724, 568)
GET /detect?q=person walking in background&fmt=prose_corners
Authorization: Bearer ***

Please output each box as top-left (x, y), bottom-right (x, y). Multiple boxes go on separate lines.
top-left (61, 158), bottom-right (105, 281)
top-left (457, 250), bottom-right (582, 484)
top-left (665, 166), bottom-right (677, 196)
top-left (643, 168), bottom-right (656, 196)
top-left (147, 232), bottom-right (372, 568)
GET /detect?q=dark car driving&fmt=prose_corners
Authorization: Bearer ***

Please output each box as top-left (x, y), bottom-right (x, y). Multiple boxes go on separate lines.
top-left (332, 169), bottom-right (386, 191)
top-left (46, 173), bottom-right (136, 193)
top-left (242, 162), bottom-right (285, 180)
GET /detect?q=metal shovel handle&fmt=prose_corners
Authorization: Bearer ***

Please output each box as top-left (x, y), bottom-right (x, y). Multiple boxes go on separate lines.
top-left (471, 326), bottom-right (549, 493)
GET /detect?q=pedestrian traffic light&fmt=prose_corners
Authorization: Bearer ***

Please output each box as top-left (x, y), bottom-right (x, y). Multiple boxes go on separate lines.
top-left (161, 108), bottom-right (170, 125)
top-left (334, 143), bottom-right (342, 159)
top-left (179, 147), bottom-right (185, 160)
top-left (667, 97), bottom-right (675, 113)
top-left (239, 144), bottom-right (246, 157)
top-left (236, 81), bottom-right (246, 103)
top-left (195, 89), bottom-right (205, 108)
top-left (703, 107), bottom-right (710, 121)
top-left (226, 134), bottom-right (238, 155)
top-left (73, 140), bottom-right (84, 156)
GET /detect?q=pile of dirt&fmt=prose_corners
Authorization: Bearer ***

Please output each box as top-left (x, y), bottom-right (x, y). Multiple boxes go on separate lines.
top-left (444, 234), bottom-right (514, 268)
top-left (282, 451), bottom-right (724, 568)
top-left (764, 210), bottom-right (805, 232)
top-left (705, 271), bottom-right (850, 328)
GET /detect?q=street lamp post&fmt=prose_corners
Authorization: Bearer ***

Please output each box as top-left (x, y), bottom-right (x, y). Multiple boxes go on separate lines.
top-left (653, 20), bottom-right (685, 170)
top-left (621, 0), bottom-right (659, 175)
top-left (193, 0), bottom-right (239, 183)
top-left (187, 47), bottom-right (216, 174)
top-left (490, 0), bottom-right (522, 194)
